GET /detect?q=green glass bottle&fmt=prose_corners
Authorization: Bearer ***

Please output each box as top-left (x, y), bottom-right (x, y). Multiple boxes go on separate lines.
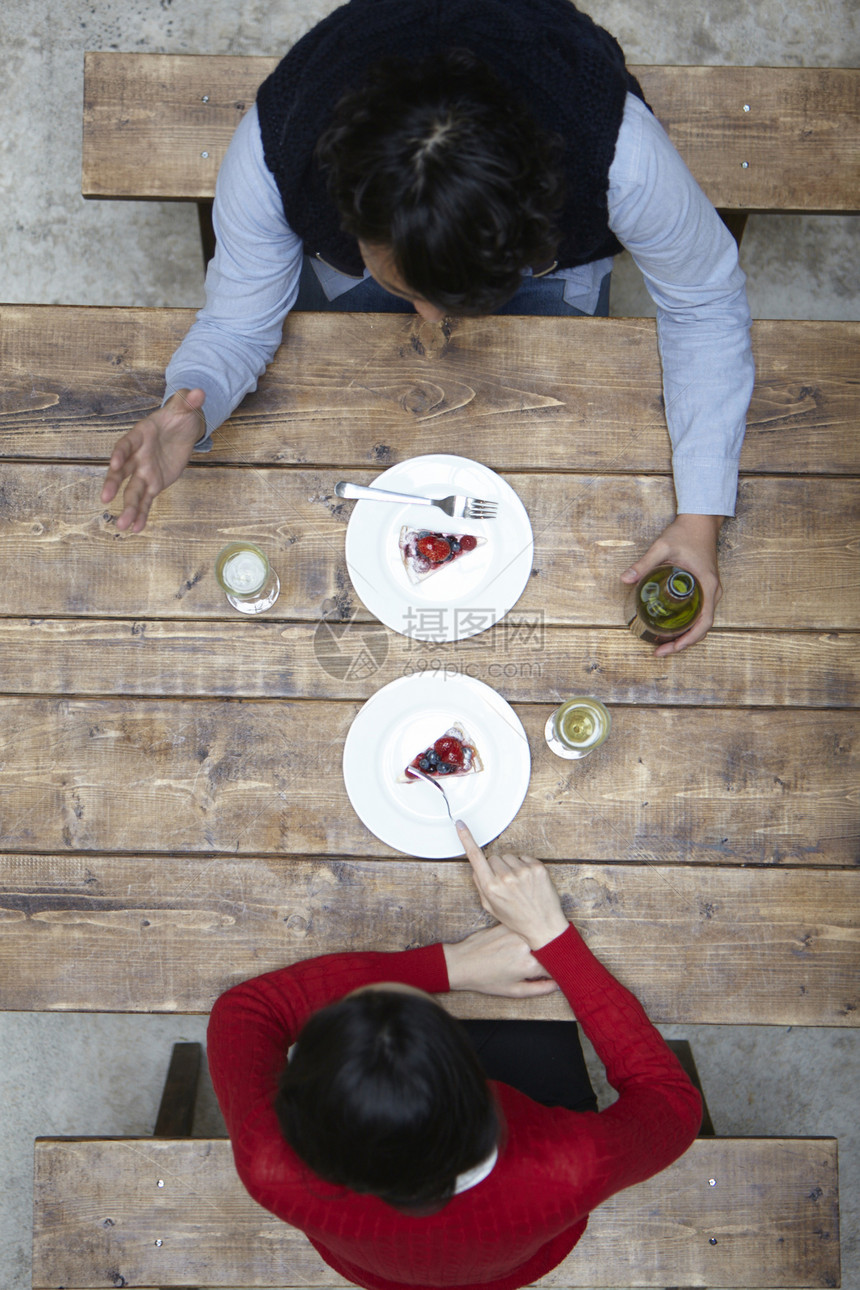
top-left (627, 565), bottom-right (702, 643)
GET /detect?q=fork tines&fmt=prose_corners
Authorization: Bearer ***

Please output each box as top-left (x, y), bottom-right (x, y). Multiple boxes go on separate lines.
top-left (464, 499), bottom-right (499, 519)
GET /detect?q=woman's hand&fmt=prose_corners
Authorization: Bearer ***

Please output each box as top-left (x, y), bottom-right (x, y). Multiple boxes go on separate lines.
top-left (443, 923), bottom-right (559, 997)
top-left (456, 821), bottom-right (569, 951)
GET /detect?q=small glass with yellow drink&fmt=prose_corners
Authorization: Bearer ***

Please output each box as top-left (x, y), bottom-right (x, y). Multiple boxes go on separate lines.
top-left (215, 542), bottom-right (280, 614)
top-left (545, 696), bottom-right (611, 760)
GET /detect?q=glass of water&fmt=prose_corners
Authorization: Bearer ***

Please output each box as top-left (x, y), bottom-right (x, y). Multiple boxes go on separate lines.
top-left (545, 696), bottom-right (611, 760)
top-left (215, 542), bottom-right (280, 614)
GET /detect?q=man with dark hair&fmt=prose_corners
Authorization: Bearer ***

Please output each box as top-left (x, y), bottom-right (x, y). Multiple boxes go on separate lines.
top-left (102, 0), bottom-right (754, 654)
top-left (311, 49), bottom-right (567, 315)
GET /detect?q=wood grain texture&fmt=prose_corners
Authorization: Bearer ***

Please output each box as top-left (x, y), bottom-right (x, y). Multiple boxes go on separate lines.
top-left (81, 52), bottom-right (860, 212)
top-left (0, 699), bottom-right (854, 865)
top-left (32, 1137), bottom-right (840, 1288)
top-left (2, 856), bottom-right (857, 1022)
top-left (0, 465), bottom-right (858, 627)
top-left (2, 307), bottom-right (858, 476)
top-left (82, 52), bottom-right (276, 200)
top-left (2, 619), bottom-right (857, 707)
top-left (633, 64), bottom-right (860, 212)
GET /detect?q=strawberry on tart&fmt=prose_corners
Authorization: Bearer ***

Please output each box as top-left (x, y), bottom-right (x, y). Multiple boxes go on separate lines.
top-left (400, 724), bottom-right (484, 782)
top-left (399, 527), bottom-right (486, 585)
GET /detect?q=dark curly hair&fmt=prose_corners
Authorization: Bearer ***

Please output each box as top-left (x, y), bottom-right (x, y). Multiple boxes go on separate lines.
top-left (275, 988), bottom-right (499, 1210)
top-left (315, 49), bottom-right (565, 314)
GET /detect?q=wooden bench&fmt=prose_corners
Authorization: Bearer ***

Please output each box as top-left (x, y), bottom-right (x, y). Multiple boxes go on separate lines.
top-left (82, 53), bottom-right (860, 260)
top-left (32, 1041), bottom-right (841, 1289)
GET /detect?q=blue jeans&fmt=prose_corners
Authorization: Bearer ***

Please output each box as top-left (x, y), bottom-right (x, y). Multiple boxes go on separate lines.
top-left (293, 257), bottom-right (611, 317)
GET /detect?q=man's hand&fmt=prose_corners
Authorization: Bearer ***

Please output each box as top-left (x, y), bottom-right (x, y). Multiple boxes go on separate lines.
top-left (456, 821), bottom-right (569, 951)
top-left (621, 513), bottom-right (723, 656)
top-left (101, 388), bottom-right (206, 533)
top-left (443, 923), bottom-right (559, 997)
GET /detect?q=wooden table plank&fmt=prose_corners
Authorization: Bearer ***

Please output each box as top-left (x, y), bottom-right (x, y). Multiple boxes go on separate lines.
top-left (3, 299), bottom-right (855, 1039)
top-left (3, 857), bottom-right (856, 1023)
top-left (81, 51), bottom-right (860, 213)
top-left (32, 1136), bottom-right (841, 1287)
top-left (3, 619), bottom-right (857, 707)
top-left (1, 465), bottom-right (857, 627)
top-left (0, 699), bottom-right (854, 865)
top-left (2, 309), bottom-right (857, 475)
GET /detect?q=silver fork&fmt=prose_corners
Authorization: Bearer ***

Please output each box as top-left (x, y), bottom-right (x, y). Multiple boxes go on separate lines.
top-left (335, 481), bottom-right (498, 521)
top-left (405, 764), bottom-right (456, 820)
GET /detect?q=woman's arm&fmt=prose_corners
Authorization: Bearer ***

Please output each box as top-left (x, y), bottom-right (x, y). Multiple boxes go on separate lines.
top-left (534, 923), bottom-right (702, 1199)
top-left (456, 822), bottom-right (702, 1197)
top-left (443, 922), bottom-right (559, 997)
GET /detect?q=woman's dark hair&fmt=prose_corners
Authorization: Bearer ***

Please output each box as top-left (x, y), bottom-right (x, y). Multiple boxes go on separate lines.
top-left (316, 49), bottom-right (565, 314)
top-left (275, 989), bottom-right (498, 1209)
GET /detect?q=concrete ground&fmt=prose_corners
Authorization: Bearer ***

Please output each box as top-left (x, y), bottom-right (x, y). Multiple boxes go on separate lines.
top-left (0, 0), bottom-right (857, 1288)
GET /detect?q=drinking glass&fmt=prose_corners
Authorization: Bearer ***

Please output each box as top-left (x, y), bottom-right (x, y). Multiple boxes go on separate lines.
top-left (215, 542), bottom-right (280, 614)
top-left (545, 696), bottom-right (611, 760)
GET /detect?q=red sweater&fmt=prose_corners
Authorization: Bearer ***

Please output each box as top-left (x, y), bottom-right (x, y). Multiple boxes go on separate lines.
top-left (207, 926), bottom-right (701, 1290)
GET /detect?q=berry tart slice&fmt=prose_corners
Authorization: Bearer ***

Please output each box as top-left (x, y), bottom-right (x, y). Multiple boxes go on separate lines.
top-left (400, 724), bottom-right (484, 782)
top-left (399, 527), bottom-right (486, 585)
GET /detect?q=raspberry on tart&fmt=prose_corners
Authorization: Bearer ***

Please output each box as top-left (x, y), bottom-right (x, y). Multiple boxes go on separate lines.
top-left (399, 527), bottom-right (486, 585)
top-left (400, 724), bottom-right (484, 782)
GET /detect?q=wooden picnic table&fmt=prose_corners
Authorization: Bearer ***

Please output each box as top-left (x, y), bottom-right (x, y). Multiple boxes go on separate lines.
top-left (0, 305), bottom-right (857, 1024)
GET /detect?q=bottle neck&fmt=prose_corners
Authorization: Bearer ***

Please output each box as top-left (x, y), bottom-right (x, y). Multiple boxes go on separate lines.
top-left (666, 570), bottom-right (695, 601)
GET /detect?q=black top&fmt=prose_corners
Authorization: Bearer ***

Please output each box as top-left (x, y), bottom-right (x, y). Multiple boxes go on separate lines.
top-left (256, 0), bottom-right (645, 276)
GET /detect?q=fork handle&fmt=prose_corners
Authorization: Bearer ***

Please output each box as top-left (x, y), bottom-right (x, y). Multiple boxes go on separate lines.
top-left (335, 481), bottom-right (433, 507)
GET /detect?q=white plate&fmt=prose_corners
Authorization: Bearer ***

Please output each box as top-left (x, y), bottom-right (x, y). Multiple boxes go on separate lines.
top-left (343, 672), bottom-right (531, 858)
top-left (344, 454), bottom-right (533, 641)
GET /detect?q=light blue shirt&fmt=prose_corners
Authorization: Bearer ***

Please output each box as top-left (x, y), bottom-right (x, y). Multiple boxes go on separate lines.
top-left (167, 93), bottom-right (754, 516)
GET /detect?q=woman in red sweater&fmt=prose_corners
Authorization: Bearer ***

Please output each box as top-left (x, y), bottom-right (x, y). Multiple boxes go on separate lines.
top-left (208, 824), bottom-right (702, 1290)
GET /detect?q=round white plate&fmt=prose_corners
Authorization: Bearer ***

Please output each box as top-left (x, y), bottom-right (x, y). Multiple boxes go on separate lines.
top-left (343, 672), bottom-right (531, 858)
top-left (344, 454), bottom-right (533, 641)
